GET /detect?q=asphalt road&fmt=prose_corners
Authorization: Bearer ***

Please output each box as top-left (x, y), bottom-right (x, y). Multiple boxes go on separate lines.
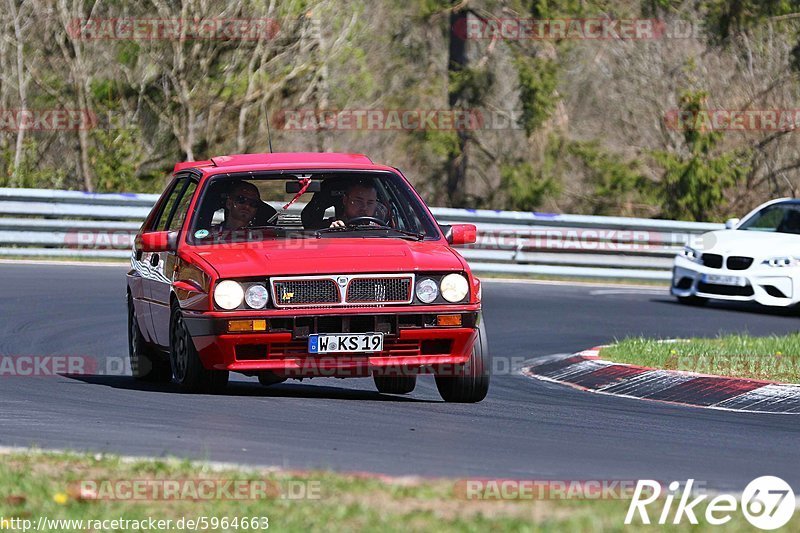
top-left (0, 263), bottom-right (799, 491)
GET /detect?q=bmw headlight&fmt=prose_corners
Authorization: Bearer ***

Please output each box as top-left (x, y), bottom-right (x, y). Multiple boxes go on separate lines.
top-left (214, 280), bottom-right (244, 310)
top-left (440, 273), bottom-right (469, 303)
top-left (681, 246), bottom-right (702, 263)
top-left (244, 284), bottom-right (269, 309)
top-left (416, 278), bottom-right (439, 303)
top-left (763, 257), bottom-right (800, 267)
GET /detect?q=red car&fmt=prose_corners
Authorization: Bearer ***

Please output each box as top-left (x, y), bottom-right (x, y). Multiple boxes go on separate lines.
top-left (126, 152), bottom-right (488, 402)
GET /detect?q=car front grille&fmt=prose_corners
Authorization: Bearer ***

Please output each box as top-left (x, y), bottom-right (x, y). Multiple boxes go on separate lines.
top-left (701, 253), bottom-right (723, 268)
top-left (272, 279), bottom-right (339, 306)
top-left (726, 256), bottom-right (754, 270)
top-left (346, 277), bottom-right (412, 303)
top-left (270, 274), bottom-right (415, 307)
top-left (697, 282), bottom-right (754, 297)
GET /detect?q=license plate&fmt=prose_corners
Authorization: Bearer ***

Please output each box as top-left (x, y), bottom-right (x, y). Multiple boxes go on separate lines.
top-left (308, 333), bottom-right (384, 354)
top-left (702, 274), bottom-right (746, 286)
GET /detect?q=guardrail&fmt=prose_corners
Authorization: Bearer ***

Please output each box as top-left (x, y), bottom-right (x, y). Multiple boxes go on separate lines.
top-left (0, 187), bottom-right (723, 280)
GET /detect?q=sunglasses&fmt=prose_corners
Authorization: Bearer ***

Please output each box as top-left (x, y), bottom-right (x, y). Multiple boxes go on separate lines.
top-left (231, 195), bottom-right (260, 208)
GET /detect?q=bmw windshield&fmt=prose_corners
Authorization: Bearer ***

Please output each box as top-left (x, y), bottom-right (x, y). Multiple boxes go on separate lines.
top-left (188, 171), bottom-right (440, 245)
top-left (738, 202), bottom-right (800, 235)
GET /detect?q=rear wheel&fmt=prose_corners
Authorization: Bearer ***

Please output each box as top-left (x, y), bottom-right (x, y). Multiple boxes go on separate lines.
top-left (373, 374), bottom-right (417, 395)
top-left (128, 296), bottom-right (171, 382)
top-left (435, 318), bottom-right (490, 403)
top-left (170, 305), bottom-right (228, 393)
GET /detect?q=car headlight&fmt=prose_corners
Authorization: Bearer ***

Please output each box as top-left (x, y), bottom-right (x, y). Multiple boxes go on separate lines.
top-left (244, 284), bottom-right (269, 309)
top-left (763, 257), bottom-right (800, 267)
top-left (416, 278), bottom-right (439, 303)
top-left (214, 280), bottom-right (244, 310)
top-left (681, 246), bottom-right (702, 263)
top-left (440, 273), bottom-right (469, 303)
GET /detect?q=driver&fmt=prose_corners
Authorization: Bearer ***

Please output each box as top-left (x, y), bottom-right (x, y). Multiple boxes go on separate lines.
top-left (330, 179), bottom-right (381, 228)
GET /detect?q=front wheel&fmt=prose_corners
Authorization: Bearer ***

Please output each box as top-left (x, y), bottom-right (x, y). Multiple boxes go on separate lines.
top-left (435, 318), bottom-right (490, 403)
top-left (128, 296), bottom-right (171, 382)
top-left (170, 305), bottom-right (228, 393)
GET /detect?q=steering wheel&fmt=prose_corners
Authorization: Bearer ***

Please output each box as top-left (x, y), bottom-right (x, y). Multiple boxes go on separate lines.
top-left (347, 216), bottom-right (387, 226)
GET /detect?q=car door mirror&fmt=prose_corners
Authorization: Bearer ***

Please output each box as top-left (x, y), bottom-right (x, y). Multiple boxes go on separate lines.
top-left (139, 231), bottom-right (178, 252)
top-left (446, 224), bottom-right (477, 245)
top-left (725, 218), bottom-right (740, 229)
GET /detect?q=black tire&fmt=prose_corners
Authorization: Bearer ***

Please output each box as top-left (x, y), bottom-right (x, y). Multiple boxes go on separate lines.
top-left (373, 374), bottom-right (417, 395)
top-left (128, 296), bottom-right (172, 382)
top-left (258, 371), bottom-right (287, 387)
top-left (435, 318), bottom-right (490, 403)
top-left (677, 295), bottom-right (708, 307)
top-left (170, 305), bottom-right (228, 393)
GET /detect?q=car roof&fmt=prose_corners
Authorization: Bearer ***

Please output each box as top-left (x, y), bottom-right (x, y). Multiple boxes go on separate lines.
top-left (173, 152), bottom-right (399, 176)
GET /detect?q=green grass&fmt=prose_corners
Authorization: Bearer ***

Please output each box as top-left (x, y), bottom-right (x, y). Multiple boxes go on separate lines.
top-left (0, 450), bottom-right (771, 532)
top-left (602, 333), bottom-right (800, 383)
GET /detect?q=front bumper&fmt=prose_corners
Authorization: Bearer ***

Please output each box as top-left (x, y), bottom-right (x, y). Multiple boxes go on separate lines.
top-left (671, 255), bottom-right (800, 307)
top-left (182, 306), bottom-right (480, 377)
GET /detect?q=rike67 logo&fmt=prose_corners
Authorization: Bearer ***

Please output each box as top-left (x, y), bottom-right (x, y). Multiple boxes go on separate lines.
top-left (625, 476), bottom-right (795, 530)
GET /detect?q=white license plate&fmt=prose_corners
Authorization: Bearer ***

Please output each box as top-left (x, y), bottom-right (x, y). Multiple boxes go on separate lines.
top-left (702, 274), bottom-right (746, 286)
top-left (308, 333), bottom-right (383, 354)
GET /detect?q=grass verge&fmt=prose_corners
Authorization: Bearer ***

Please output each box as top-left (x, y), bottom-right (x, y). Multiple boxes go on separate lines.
top-left (602, 333), bottom-right (800, 383)
top-left (0, 450), bottom-right (765, 532)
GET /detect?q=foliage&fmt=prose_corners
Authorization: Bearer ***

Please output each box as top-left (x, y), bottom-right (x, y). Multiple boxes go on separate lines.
top-left (566, 141), bottom-right (653, 216)
top-left (651, 90), bottom-right (750, 221)
top-left (703, 0), bottom-right (800, 40)
top-left (90, 128), bottom-right (163, 193)
top-left (515, 55), bottom-right (560, 137)
top-left (500, 136), bottom-right (563, 211)
top-left (1, 140), bottom-right (68, 189)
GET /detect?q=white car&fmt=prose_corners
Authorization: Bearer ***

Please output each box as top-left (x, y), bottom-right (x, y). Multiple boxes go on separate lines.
top-left (672, 198), bottom-right (800, 307)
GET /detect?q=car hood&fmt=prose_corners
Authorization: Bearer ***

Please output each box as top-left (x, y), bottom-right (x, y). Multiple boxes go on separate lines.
top-left (696, 229), bottom-right (800, 257)
top-left (188, 238), bottom-right (467, 278)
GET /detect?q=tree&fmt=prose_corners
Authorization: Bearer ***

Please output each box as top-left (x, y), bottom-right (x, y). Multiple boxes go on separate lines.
top-left (652, 90), bottom-right (750, 221)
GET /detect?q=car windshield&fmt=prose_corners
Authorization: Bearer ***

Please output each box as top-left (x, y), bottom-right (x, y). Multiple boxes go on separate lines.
top-left (188, 171), bottom-right (440, 245)
top-left (738, 203), bottom-right (800, 235)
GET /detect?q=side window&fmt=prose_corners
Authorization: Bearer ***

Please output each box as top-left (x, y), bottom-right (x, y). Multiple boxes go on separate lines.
top-left (150, 179), bottom-right (185, 231)
top-left (166, 181), bottom-right (198, 232)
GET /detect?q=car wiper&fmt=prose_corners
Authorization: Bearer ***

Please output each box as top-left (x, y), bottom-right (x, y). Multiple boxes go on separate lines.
top-left (317, 226), bottom-right (425, 241)
top-left (350, 225), bottom-right (425, 240)
top-left (315, 225), bottom-right (425, 241)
